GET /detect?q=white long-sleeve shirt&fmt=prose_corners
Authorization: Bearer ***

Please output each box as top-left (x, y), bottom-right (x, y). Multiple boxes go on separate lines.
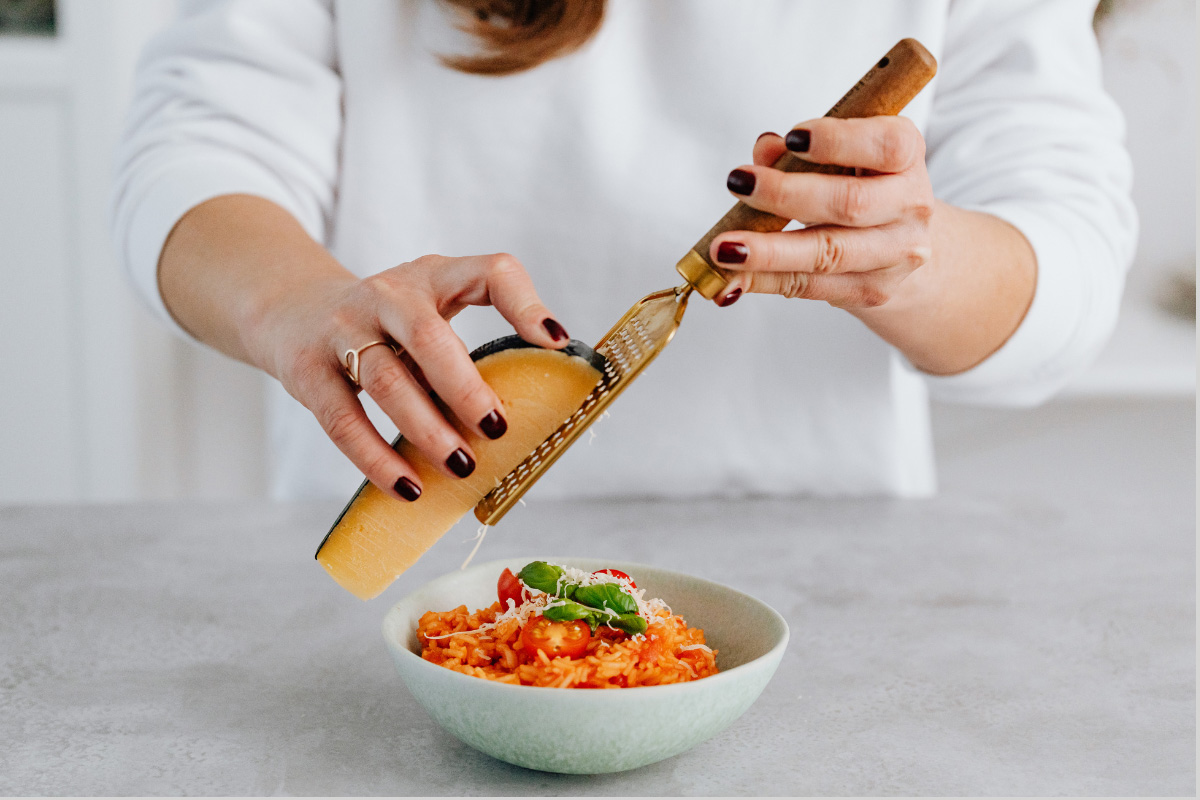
top-left (111, 0), bottom-right (1136, 502)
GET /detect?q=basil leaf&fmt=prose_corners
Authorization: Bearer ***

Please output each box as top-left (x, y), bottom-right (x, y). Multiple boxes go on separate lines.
top-left (518, 561), bottom-right (564, 595)
top-left (605, 613), bottom-right (648, 636)
top-left (573, 582), bottom-right (638, 615)
top-left (542, 601), bottom-right (600, 631)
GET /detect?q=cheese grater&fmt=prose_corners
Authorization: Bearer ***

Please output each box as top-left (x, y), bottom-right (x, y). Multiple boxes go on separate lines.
top-left (473, 38), bottom-right (938, 526)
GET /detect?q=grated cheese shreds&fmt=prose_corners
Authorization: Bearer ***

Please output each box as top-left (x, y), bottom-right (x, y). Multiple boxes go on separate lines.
top-left (459, 525), bottom-right (490, 570)
top-left (433, 562), bottom-right (669, 640)
top-left (424, 591), bottom-right (546, 639)
top-left (546, 563), bottom-right (669, 622)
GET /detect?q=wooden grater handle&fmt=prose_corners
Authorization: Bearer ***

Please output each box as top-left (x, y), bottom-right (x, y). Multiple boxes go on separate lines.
top-left (676, 38), bottom-right (938, 300)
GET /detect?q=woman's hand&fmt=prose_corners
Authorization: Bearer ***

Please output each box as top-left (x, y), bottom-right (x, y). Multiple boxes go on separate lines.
top-left (708, 118), bottom-right (1036, 376)
top-left (254, 253), bottom-right (571, 502)
top-left (160, 194), bottom-right (570, 504)
top-left (710, 116), bottom-right (934, 309)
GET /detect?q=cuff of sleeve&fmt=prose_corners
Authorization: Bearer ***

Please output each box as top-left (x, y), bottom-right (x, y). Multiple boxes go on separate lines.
top-left (918, 203), bottom-right (1085, 406)
top-left (122, 152), bottom-right (308, 342)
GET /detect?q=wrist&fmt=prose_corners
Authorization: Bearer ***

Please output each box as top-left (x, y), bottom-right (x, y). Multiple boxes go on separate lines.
top-left (238, 260), bottom-right (358, 379)
top-left (849, 201), bottom-right (1036, 375)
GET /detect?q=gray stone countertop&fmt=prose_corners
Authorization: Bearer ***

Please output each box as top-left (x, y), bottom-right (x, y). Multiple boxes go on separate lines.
top-left (1, 398), bottom-right (1194, 795)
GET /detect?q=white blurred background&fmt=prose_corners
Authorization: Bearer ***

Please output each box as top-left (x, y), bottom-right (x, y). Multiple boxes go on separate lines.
top-left (0, 0), bottom-right (1194, 504)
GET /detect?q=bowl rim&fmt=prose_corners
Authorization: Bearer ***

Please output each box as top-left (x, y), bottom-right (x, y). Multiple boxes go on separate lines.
top-left (383, 556), bottom-right (791, 696)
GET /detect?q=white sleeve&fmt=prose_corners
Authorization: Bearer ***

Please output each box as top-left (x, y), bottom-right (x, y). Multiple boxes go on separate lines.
top-left (918, 0), bottom-right (1137, 406)
top-left (110, 0), bottom-right (341, 338)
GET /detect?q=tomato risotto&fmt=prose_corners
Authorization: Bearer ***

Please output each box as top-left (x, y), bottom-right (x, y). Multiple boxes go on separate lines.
top-left (416, 562), bottom-right (718, 688)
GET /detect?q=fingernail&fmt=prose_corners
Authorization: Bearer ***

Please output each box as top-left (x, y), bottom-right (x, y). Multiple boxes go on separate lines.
top-left (446, 448), bottom-right (476, 478)
top-left (542, 318), bottom-right (569, 342)
top-left (716, 241), bottom-right (748, 264)
top-left (394, 477), bottom-right (421, 501)
top-left (785, 129), bottom-right (811, 153)
top-left (718, 288), bottom-right (742, 308)
top-left (727, 168), bottom-right (756, 195)
top-left (479, 410), bottom-right (507, 440)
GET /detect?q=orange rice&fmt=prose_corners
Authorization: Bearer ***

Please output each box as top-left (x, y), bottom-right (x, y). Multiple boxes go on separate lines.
top-left (417, 602), bottom-right (719, 688)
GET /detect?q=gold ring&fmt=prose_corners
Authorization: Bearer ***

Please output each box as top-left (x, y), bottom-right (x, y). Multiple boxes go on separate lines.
top-left (343, 340), bottom-right (400, 388)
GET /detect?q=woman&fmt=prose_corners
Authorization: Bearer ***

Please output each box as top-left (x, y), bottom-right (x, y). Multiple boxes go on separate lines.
top-left (111, 0), bottom-right (1135, 504)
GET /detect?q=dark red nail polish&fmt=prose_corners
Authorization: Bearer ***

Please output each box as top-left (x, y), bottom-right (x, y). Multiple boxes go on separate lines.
top-left (718, 288), bottom-right (742, 308)
top-left (716, 241), bottom-right (748, 264)
top-left (542, 318), bottom-right (569, 342)
top-left (394, 477), bottom-right (421, 501)
top-left (727, 168), bottom-right (756, 195)
top-left (785, 129), bottom-right (811, 153)
top-left (446, 448), bottom-right (475, 478)
top-left (479, 410), bottom-right (507, 440)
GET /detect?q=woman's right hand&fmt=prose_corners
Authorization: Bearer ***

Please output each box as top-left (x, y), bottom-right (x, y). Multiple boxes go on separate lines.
top-left (161, 195), bottom-right (568, 503)
top-left (250, 252), bottom-right (570, 503)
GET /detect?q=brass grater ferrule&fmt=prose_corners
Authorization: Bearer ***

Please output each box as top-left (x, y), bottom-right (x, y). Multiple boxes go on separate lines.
top-left (675, 249), bottom-right (729, 301)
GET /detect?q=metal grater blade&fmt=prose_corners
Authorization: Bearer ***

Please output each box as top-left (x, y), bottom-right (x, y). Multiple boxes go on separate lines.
top-left (473, 284), bottom-right (692, 525)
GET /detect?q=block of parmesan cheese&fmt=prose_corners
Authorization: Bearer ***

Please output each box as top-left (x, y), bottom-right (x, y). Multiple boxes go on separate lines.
top-left (316, 336), bottom-right (606, 600)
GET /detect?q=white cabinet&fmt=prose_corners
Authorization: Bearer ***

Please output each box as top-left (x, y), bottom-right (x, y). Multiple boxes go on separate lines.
top-left (0, 93), bottom-right (81, 500)
top-left (0, 0), bottom-right (267, 503)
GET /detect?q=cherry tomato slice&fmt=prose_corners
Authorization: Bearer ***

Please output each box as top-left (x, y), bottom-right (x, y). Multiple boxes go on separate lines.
top-left (497, 568), bottom-right (524, 609)
top-left (595, 568), bottom-right (636, 589)
top-left (520, 615), bottom-right (591, 659)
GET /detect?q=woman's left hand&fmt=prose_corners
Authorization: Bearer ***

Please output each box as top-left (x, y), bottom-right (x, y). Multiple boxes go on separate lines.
top-left (710, 117), bottom-right (934, 309)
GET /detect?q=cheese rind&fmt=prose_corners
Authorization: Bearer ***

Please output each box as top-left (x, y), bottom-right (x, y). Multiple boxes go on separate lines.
top-left (316, 337), bottom-right (605, 600)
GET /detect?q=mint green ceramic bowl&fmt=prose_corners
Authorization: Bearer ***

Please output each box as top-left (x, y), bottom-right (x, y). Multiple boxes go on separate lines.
top-left (382, 557), bottom-right (789, 774)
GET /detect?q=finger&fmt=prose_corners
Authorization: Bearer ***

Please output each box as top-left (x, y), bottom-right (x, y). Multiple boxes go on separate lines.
top-left (710, 224), bottom-right (930, 275)
top-left (425, 253), bottom-right (570, 349)
top-left (302, 367), bottom-right (425, 502)
top-left (782, 116), bottom-right (925, 174)
top-left (354, 341), bottom-right (481, 479)
top-left (726, 165), bottom-right (918, 228)
top-left (734, 265), bottom-right (915, 309)
top-left (753, 131), bottom-right (786, 166)
top-left (378, 294), bottom-right (508, 456)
